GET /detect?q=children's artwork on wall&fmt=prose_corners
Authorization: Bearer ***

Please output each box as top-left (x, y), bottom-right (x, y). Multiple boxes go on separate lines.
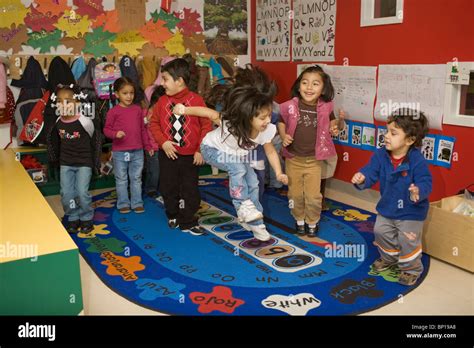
top-left (361, 125), bottom-right (376, 148)
top-left (0, 25), bottom-right (28, 54)
top-left (292, 0), bottom-right (336, 62)
top-left (376, 126), bottom-right (387, 149)
top-left (204, 0), bottom-right (248, 56)
top-left (436, 136), bottom-right (455, 168)
top-left (351, 125), bottom-right (361, 146)
top-left (338, 123), bottom-right (349, 144)
top-left (255, 0), bottom-right (291, 61)
top-left (374, 64), bottom-right (446, 130)
top-left (323, 65), bottom-right (377, 124)
top-left (421, 135), bottom-right (436, 163)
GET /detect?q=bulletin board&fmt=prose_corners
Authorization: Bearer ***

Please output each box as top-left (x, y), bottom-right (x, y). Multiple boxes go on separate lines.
top-left (0, 0), bottom-right (249, 66)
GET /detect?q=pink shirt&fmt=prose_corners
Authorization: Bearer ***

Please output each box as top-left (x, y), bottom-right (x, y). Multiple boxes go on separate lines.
top-left (104, 104), bottom-right (151, 152)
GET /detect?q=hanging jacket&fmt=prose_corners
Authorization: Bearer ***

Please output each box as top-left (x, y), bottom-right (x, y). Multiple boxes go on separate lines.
top-left (71, 56), bottom-right (87, 81)
top-left (138, 56), bottom-right (157, 91)
top-left (10, 56), bottom-right (48, 90)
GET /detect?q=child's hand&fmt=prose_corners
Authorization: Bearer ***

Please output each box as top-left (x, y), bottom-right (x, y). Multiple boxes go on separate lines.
top-left (193, 152), bottom-right (205, 166)
top-left (409, 183), bottom-right (420, 202)
top-left (162, 141), bottom-right (179, 160)
top-left (116, 131), bottom-right (126, 139)
top-left (282, 134), bottom-right (294, 147)
top-left (148, 149), bottom-right (154, 156)
top-left (277, 173), bottom-right (288, 185)
top-left (351, 172), bottom-right (366, 185)
top-left (173, 103), bottom-right (186, 115)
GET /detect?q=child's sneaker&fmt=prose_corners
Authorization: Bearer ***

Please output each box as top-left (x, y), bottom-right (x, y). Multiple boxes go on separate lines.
top-left (80, 220), bottom-right (94, 233)
top-left (134, 206), bottom-right (145, 214)
top-left (119, 207), bottom-right (131, 214)
top-left (182, 226), bottom-right (206, 236)
top-left (237, 200), bottom-right (263, 223)
top-left (371, 258), bottom-right (397, 272)
top-left (249, 224), bottom-right (271, 241)
top-left (398, 271), bottom-right (419, 286)
top-left (67, 220), bottom-right (80, 234)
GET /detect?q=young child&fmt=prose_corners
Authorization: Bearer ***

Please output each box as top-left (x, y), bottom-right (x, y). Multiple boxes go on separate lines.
top-left (278, 65), bottom-right (344, 237)
top-left (149, 58), bottom-right (213, 236)
top-left (352, 108), bottom-right (431, 286)
top-left (173, 76), bottom-right (288, 241)
top-left (104, 77), bottom-right (153, 214)
top-left (47, 84), bottom-right (102, 233)
top-left (143, 86), bottom-right (165, 198)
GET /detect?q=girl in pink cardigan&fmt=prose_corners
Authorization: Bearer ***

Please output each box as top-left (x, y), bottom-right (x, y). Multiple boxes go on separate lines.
top-left (278, 65), bottom-right (344, 237)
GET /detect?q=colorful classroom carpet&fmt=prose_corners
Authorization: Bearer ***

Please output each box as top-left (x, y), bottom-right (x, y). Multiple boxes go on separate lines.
top-left (69, 178), bottom-right (430, 315)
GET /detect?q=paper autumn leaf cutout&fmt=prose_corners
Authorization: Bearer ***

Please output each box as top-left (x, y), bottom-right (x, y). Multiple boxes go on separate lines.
top-left (183, 33), bottom-right (209, 55)
top-left (0, 0), bottom-right (29, 28)
top-left (0, 25), bottom-right (28, 53)
top-left (55, 10), bottom-right (90, 38)
top-left (73, 0), bottom-right (104, 20)
top-left (164, 31), bottom-right (185, 56)
top-left (35, 0), bottom-right (68, 17)
top-left (27, 29), bottom-right (62, 53)
top-left (111, 30), bottom-right (147, 55)
top-left (174, 8), bottom-right (203, 36)
top-left (139, 19), bottom-right (172, 48)
top-left (24, 5), bottom-right (59, 32)
top-left (150, 9), bottom-right (181, 30)
top-left (60, 36), bottom-right (86, 54)
top-left (138, 43), bottom-right (169, 58)
top-left (83, 27), bottom-right (116, 56)
top-left (92, 10), bottom-right (120, 33)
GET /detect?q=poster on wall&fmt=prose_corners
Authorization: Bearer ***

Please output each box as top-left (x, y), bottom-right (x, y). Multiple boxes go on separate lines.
top-left (255, 0), bottom-right (291, 61)
top-left (204, 0), bottom-right (248, 56)
top-left (421, 135), bottom-right (436, 163)
top-left (374, 64), bottom-right (446, 130)
top-left (376, 126), bottom-right (387, 149)
top-left (292, 0), bottom-right (336, 62)
top-left (324, 65), bottom-right (377, 124)
top-left (436, 136), bottom-right (455, 168)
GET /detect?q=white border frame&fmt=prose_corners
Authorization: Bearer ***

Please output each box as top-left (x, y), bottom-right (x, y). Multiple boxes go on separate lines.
top-left (360, 0), bottom-right (404, 27)
top-left (443, 62), bottom-right (474, 127)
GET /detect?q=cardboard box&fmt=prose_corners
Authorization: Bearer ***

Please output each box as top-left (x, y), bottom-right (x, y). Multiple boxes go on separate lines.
top-left (423, 195), bottom-right (474, 272)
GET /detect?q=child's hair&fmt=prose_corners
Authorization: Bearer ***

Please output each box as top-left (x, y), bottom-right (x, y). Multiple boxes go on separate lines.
top-left (206, 64), bottom-right (277, 109)
top-left (161, 58), bottom-right (190, 86)
top-left (224, 85), bottom-right (276, 149)
top-left (291, 65), bottom-right (334, 102)
top-left (149, 85), bottom-right (165, 108)
top-left (55, 83), bottom-right (82, 98)
top-left (208, 65), bottom-right (276, 149)
top-left (387, 108), bottom-right (429, 148)
top-left (113, 77), bottom-right (135, 93)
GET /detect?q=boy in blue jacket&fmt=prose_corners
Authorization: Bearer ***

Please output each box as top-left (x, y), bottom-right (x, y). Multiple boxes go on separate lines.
top-left (352, 109), bottom-right (432, 286)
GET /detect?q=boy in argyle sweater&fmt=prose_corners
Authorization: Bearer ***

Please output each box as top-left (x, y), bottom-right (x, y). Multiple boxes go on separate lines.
top-left (149, 58), bottom-right (212, 235)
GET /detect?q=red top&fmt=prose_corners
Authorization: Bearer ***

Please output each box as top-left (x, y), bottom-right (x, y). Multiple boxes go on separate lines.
top-left (149, 88), bottom-right (212, 155)
top-left (390, 154), bottom-right (406, 169)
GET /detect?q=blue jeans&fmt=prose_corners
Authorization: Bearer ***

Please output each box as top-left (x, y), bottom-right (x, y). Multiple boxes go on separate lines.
top-left (113, 150), bottom-right (144, 209)
top-left (60, 165), bottom-right (93, 222)
top-left (145, 151), bottom-right (159, 194)
top-left (201, 144), bottom-right (263, 226)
